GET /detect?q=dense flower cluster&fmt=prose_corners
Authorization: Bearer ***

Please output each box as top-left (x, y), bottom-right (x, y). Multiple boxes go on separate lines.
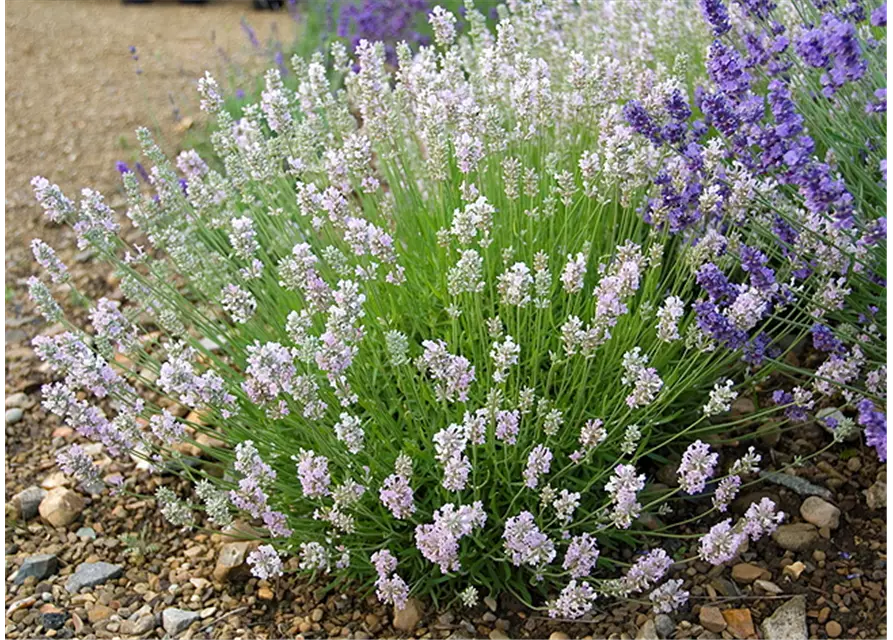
top-left (626, 0), bottom-right (886, 460)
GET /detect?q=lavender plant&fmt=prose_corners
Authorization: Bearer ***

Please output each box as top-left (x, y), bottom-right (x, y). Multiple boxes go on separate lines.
top-left (29, 0), bottom-right (851, 618)
top-left (621, 0), bottom-right (886, 460)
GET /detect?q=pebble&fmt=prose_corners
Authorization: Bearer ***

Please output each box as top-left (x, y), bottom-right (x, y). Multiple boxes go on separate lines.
top-left (393, 598), bottom-right (422, 632)
top-left (162, 608), bottom-right (201, 635)
top-left (550, 633), bottom-right (570, 640)
top-left (5, 407), bottom-right (24, 424)
top-left (41, 610), bottom-right (67, 631)
top-left (15, 554), bottom-right (59, 585)
top-left (76, 527), bottom-right (97, 540)
top-left (731, 563), bottom-right (764, 584)
top-left (39, 487), bottom-right (85, 527)
top-left (825, 621), bottom-right (842, 638)
top-left (5, 392), bottom-right (29, 408)
top-left (65, 562), bottom-right (124, 593)
top-left (865, 480), bottom-right (886, 510)
top-left (489, 630), bottom-right (509, 640)
top-left (311, 608), bottom-right (324, 622)
top-left (212, 541), bottom-right (254, 582)
top-left (754, 579), bottom-right (783, 594)
top-left (636, 619), bottom-right (658, 640)
top-left (722, 609), bottom-right (756, 639)
top-left (699, 607), bottom-right (726, 633)
top-left (654, 614), bottom-right (675, 639)
top-left (759, 595), bottom-right (806, 640)
top-left (40, 471), bottom-right (69, 490)
top-left (782, 561), bottom-right (807, 580)
top-left (87, 604), bottom-right (115, 623)
top-left (257, 586), bottom-right (274, 600)
top-left (772, 523), bottom-right (819, 551)
top-left (12, 485), bottom-right (46, 520)
top-left (800, 497), bottom-right (840, 529)
top-left (121, 613), bottom-right (156, 636)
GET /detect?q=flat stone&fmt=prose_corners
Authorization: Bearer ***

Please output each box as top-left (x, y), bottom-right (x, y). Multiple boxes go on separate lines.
top-left (772, 523), bottom-right (819, 552)
top-left (13, 486), bottom-right (46, 520)
top-left (15, 554), bottom-right (59, 585)
top-left (162, 608), bottom-right (200, 635)
top-left (489, 630), bottom-right (509, 640)
top-left (722, 609), bottom-right (756, 639)
top-left (636, 619), bottom-right (658, 640)
top-left (88, 604), bottom-right (115, 623)
top-left (39, 487), bottom-right (85, 527)
top-left (760, 595), bottom-right (806, 640)
top-left (865, 480), bottom-right (886, 510)
top-left (65, 562), bottom-right (123, 593)
top-left (6, 407), bottom-right (24, 424)
top-left (708, 578), bottom-right (741, 598)
top-left (699, 607), bottom-right (726, 633)
top-left (760, 471), bottom-right (833, 500)
top-left (120, 613), bottom-right (155, 636)
top-left (76, 527), bottom-right (97, 540)
top-left (754, 579), bottom-right (783, 594)
top-left (731, 563), bottom-right (764, 584)
top-left (393, 598), bottom-right (423, 632)
top-left (800, 497), bottom-right (840, 529)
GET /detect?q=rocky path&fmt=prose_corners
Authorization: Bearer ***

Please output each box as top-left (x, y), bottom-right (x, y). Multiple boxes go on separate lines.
top-left (4, 2), bottom-right (888, 639)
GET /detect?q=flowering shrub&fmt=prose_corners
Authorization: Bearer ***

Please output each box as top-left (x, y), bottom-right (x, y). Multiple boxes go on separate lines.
top-left (28, 0), bottom-right (882, 619)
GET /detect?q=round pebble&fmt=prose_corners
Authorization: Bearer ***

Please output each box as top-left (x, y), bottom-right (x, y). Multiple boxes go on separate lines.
top-left (826, 621), bottom-right (842, 638)
top-left (6, 408), bottom-right (24, 424)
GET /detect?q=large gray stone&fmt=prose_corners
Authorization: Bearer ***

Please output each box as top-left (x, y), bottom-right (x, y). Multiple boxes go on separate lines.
top-left (760, 595), bottom-right (807, 640)
top-left (65, 562), bottom-right (123, 593)
top-left (15, 554), bottom-right (58, 584)
top-left (13, 486), bottom-right (46, 520)
top-left (162, 608), bottom-right (201, 635)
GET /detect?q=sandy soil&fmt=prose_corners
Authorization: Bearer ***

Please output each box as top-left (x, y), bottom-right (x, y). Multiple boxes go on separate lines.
top-left (6, 0), bottom-right (296, 280)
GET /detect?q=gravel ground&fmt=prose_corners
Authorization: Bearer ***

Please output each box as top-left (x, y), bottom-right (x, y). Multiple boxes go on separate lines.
top-left (4, 2), bottom-right (888, 639)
